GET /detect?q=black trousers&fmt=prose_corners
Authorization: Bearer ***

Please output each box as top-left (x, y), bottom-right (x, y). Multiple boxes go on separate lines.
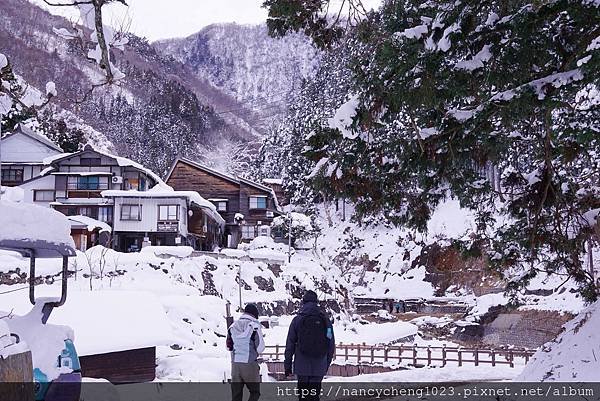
top-left (297, 376), bottom-right (323, 401)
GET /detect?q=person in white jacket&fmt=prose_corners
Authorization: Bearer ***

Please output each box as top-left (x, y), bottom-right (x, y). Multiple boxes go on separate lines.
top-left (226, 304), bottom-right (265, 401)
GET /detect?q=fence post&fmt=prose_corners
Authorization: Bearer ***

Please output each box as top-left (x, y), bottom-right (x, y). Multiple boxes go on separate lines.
top-left (491, 349), bottom-right (496, 367)
top-left (509, 350), bottom-right (514, 368)
top-left (458, 347), bottom-right (462, 367)
top-left (370, 346), bottom-right (375, 364)
top-left (525, 351), bottom-right (530, 365)
top-left (345, 343), bottom-right (349, 361)
top-left (442, 344), bottom-right (447, 367)
top-left (474, 349), bottom-right (479, 366)
top-left (399, 345), bottom-right (403, 363)
top-left (384, 346), bottom-right (389, 363)
top-left (412, 344), bottom-right (418, 367)
top-left (357, 343), bottom-right (361, 363)
top-left (275, 344), bottom-right (280, 361)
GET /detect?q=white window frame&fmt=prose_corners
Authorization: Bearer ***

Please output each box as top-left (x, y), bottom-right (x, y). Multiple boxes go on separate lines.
top-left (249, 196), bottom-right (268, 210)
top-left (121, 204), bottom-right (142, 221)
top-left (158, 205), bottom-right (179, 221)
top-left (34, 190), bottom-right (56, 202)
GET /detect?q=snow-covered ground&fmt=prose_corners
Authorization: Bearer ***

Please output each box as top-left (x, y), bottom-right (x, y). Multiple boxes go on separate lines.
top-left (0, 199), bottom-right (596, 382)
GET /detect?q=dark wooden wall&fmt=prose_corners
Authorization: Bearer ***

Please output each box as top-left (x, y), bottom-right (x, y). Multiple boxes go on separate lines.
top-left (167, 161), bottom-right (277, 227)
top-left (167, 162), bottom-right (240, 224)
top-left (79, 347), bottom-right (156, 383)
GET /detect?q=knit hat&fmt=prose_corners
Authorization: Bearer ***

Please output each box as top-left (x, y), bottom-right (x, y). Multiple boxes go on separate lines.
top-left (244, 303), bottom-right (259, 319)
top-left (302, 290), bottom-right (318, 304)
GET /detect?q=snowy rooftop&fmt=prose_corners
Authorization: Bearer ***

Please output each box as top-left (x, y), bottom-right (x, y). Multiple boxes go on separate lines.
top-left (67, 215), bottom-right (111, 233)
top-left (41, 145), bottom-right (165, 186)
top-left (1, 123), bottom-right (63, 153)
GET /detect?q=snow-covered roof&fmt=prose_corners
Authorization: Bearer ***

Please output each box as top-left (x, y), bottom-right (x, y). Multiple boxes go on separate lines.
top-left (41, 145), bottom-right (165, 186)
top-left (102, 184), bottom-right (225, 227)
top-left (67, 215), bottom-right (112, 233)
top-left (1, 124), bottom-right (63, 153)
top-left (0, 200), bottom-right (76, 254)
top-left (51, 172), bottom-right (113, 176)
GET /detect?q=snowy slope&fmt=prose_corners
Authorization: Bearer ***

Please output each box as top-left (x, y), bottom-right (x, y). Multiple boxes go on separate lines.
top-left (517, 300), bottom-right (600, 382)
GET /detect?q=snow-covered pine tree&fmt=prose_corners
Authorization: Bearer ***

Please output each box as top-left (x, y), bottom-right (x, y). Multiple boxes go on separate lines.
top-left (253, 37), bottom-right (359, 212)
top-left (305, 0), bottom-right (600, 300)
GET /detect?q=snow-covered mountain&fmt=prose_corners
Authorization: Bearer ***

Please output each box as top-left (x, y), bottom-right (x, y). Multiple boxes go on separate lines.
top-left (1, 0), bottom-right (293, 175)
top-left (155, 24), bottom-right (322, 131)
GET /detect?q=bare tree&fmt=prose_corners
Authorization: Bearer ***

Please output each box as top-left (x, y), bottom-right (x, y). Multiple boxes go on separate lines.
top-left (43, 0), bottom-right (129, 87)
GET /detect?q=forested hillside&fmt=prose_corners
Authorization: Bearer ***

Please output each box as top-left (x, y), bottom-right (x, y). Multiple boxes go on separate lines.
top-left (0, 0), bottom-right (283, 176)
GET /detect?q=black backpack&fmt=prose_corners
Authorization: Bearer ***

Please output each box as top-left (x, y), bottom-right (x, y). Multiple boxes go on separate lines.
top-left (297, 314), bottom-right (329, 357)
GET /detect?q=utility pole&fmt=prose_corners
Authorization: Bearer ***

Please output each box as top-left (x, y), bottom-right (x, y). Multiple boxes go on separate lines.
top-left (237, 264), bottom-right (243, 311)
top-left (225, 300), bottom-right (233, 327)
top-left (0, 120), bottom-right (3, 200)
top-left (287, 212), bottom-right (292, 264)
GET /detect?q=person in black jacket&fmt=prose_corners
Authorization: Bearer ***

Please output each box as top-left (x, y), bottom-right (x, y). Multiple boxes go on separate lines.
top-left (284, 290), bottom-right (335, 401)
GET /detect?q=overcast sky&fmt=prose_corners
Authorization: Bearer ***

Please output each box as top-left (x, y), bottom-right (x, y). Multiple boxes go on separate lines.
top-left (30, 0), bottom-right (382, 42)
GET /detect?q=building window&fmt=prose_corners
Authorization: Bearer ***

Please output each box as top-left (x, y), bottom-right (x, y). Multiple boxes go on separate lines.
top-left (67, 176), bottom-right (109, 190)
top-left (78, 207), bottom-right (92, 216)
top-left (249, 196), bottom-right (267, 210)
top-left (213, 201), bottom-right (227, 212)
top-left (241, 225), bottom-right (257, 240)
top-left (34, 190), bottom-right (55, 202)
top-left (158, 205), bottom-right (179, 221)
top-left (121, 204), bottom-right (142, 221)
top-left (98, 206), bottom-right (113, 224)
top-left (80, 157), bottom-right (101, 166)
top-left (1, 168), bottom-right (24, 185)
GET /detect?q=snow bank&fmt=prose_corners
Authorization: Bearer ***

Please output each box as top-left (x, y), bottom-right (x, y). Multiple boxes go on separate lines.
top-left (0, 200), bottom-right (75, 248)
top-left (0, 186), bottom-right (24, 202)
top-left (329, 364), bottom-right (522, 382)
top-left (1, 289), bottom-right (173, 357)
top-left (517, 300), bottom-right (600, 381)
top-left (141, 246), bottom-right (194, 258)
top-left (51, 290), bottom-right (173, 356)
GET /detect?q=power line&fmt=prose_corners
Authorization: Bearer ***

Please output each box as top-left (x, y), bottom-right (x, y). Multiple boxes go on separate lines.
top-left (0, 285), bottom-right (29, 295)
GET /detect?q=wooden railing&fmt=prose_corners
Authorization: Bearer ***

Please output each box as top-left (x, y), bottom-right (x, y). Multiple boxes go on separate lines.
top-left (262, 343), bottom-right (536, 368)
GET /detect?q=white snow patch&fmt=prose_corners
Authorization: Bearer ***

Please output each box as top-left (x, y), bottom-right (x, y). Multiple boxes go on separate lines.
top-left (0, 200), bottom-right (75, 247)
top-left (328, 95), bottom-right (360, 140)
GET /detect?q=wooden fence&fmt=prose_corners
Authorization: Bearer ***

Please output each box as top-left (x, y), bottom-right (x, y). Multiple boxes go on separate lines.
top-left (262, 343), bottom-right (536, 369)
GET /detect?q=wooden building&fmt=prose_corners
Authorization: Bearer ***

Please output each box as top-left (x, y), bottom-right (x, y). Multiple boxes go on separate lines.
top-left (0, 125), bottom-right (63, 187)
top-left (166, 158), bottom-right (282, 248)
